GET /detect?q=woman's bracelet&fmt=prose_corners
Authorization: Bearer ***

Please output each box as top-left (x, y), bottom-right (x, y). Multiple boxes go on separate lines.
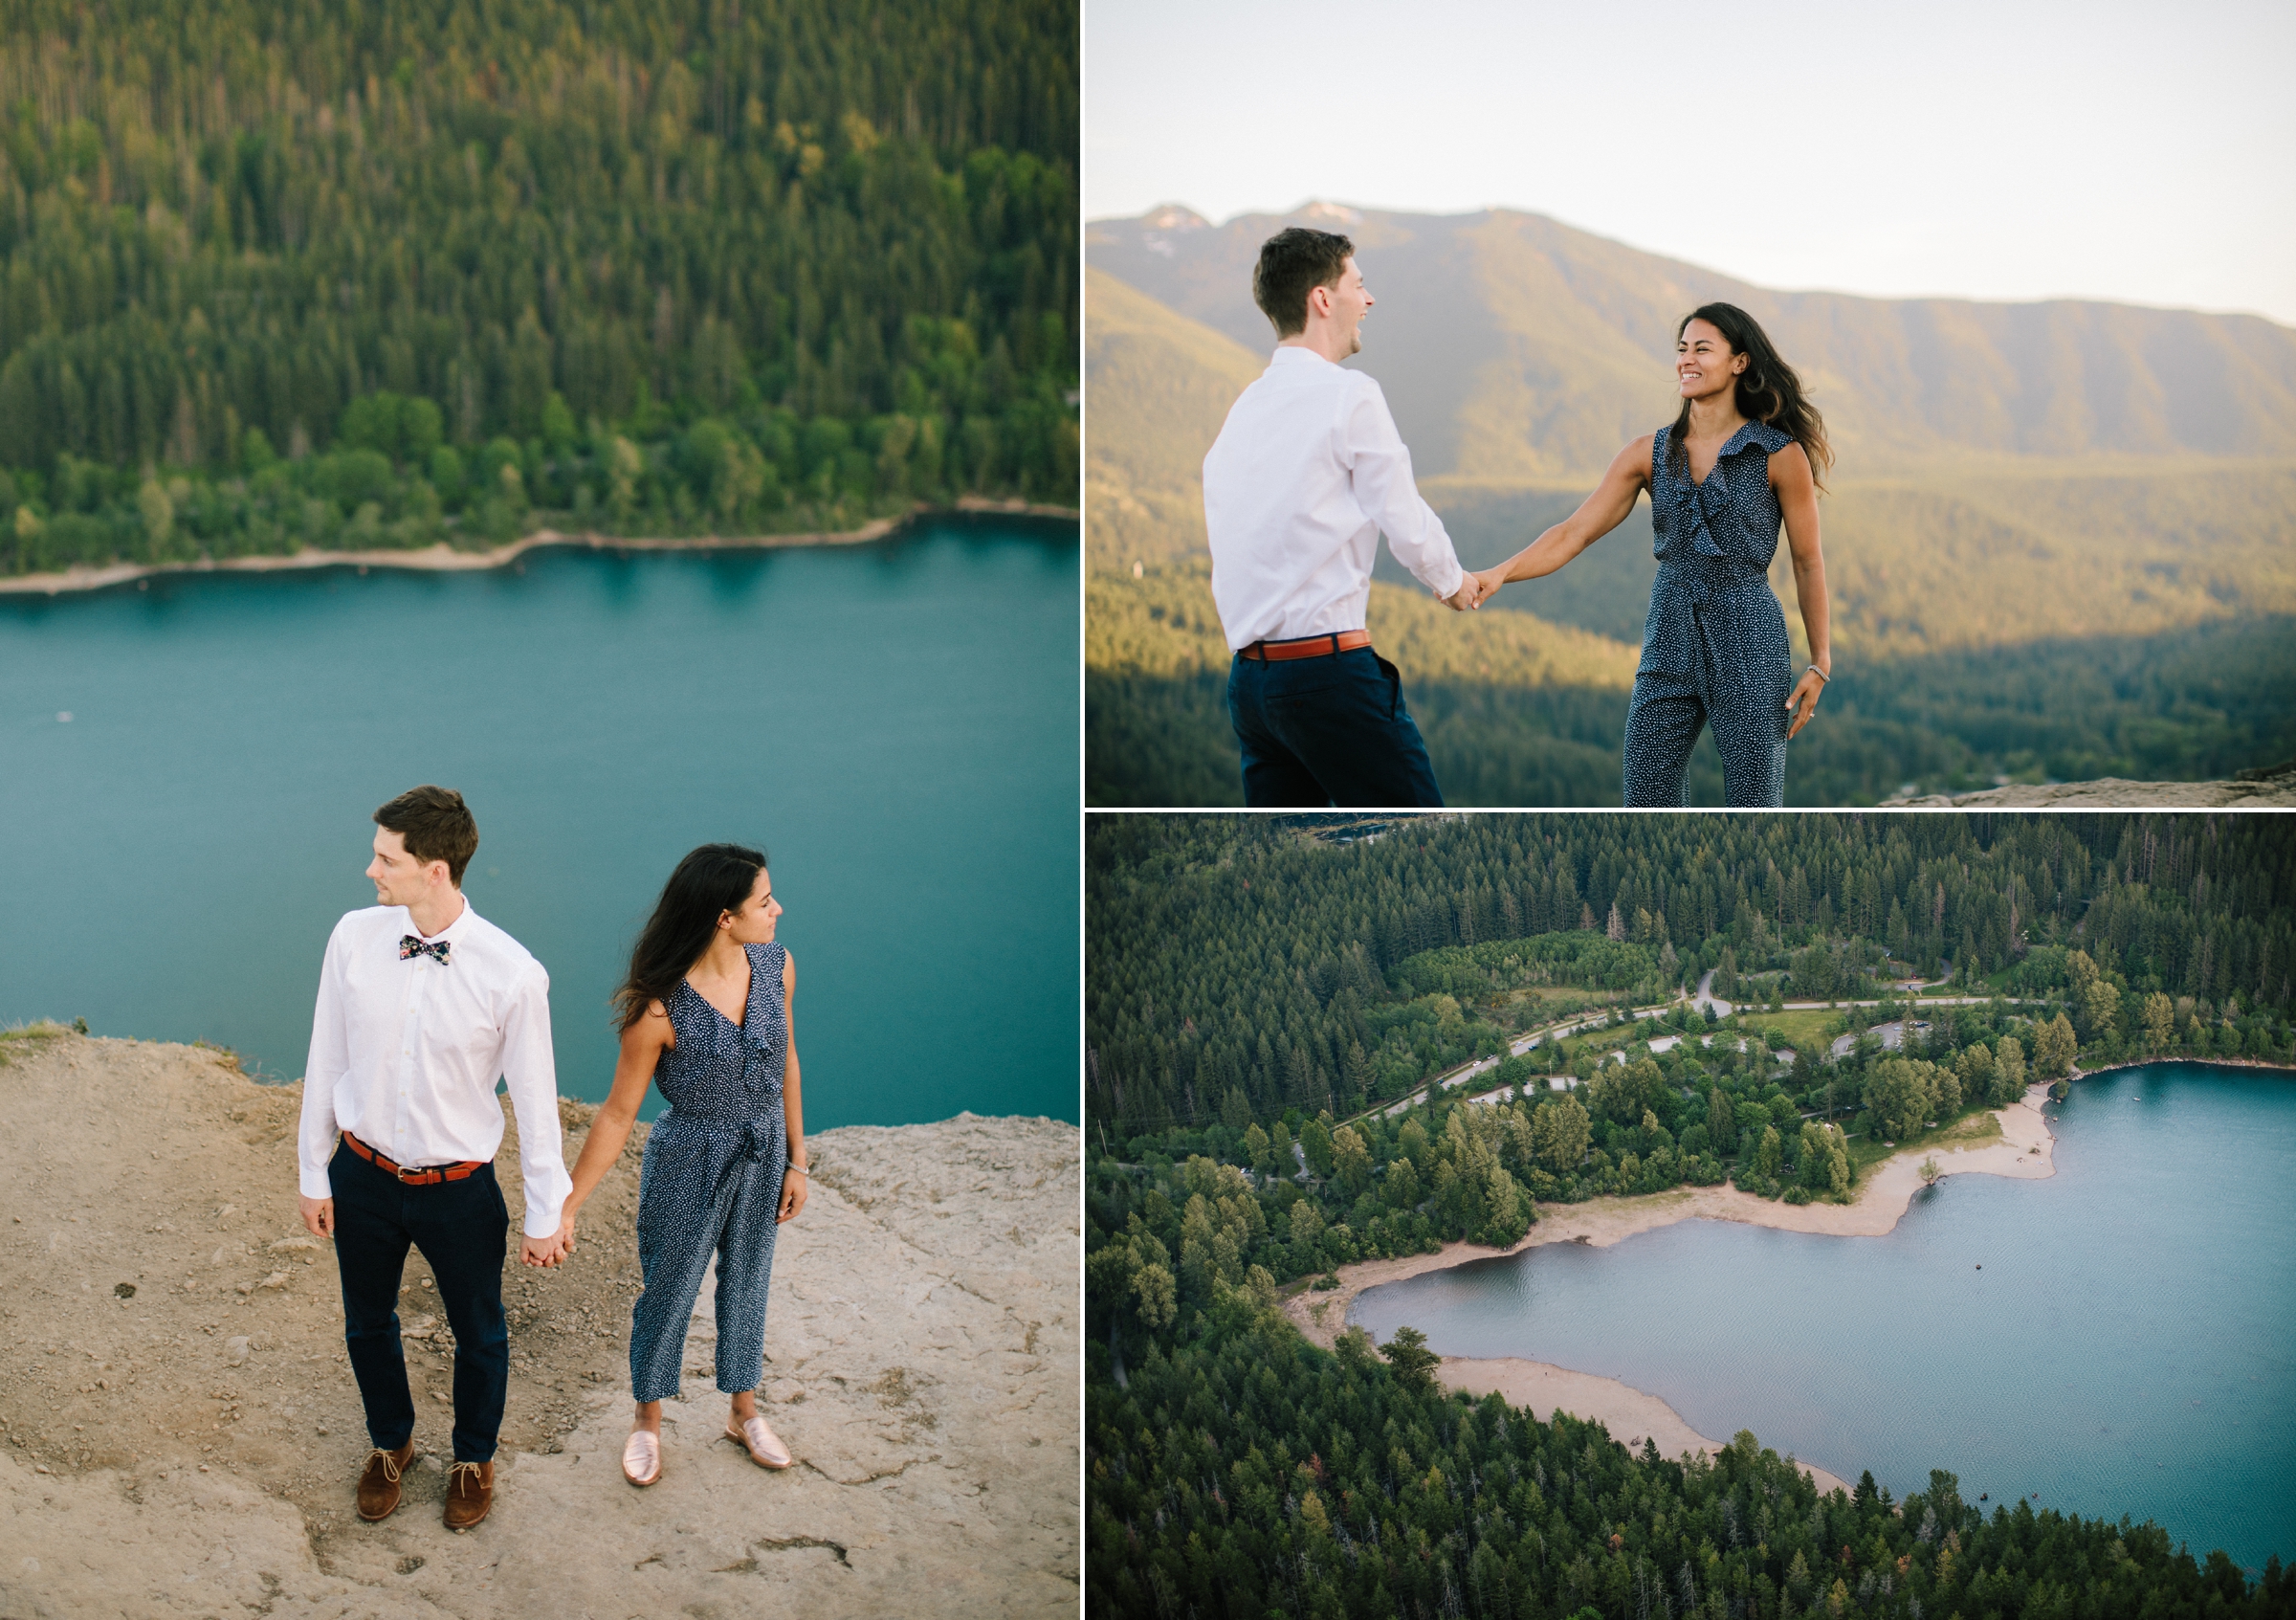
top-left (1806, 664), bottom-right (1829, 685)
top-left (785, 1164), bottom-right (808, 1178)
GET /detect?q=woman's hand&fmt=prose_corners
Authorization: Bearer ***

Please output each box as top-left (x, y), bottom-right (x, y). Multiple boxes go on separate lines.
top-left (779, 1165), bottom-right (808, 1224)
top-left (1473, 566), bottom-right (1508, 604)
top-left (556, 1206), bottom-right (580, 1259)
top-left (1785, 666), bottom-right (1827, 740)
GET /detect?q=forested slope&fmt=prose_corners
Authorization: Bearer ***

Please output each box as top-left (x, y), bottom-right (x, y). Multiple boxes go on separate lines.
top-left (1088, 559), bottom-right (1643, 807)
top-left (1086, 1290), bottom-right (2296, 1620)
top-left (0, 0), bottom-right (1077, 576)
top-left (1087, 813), bottom-right (2296, 1138)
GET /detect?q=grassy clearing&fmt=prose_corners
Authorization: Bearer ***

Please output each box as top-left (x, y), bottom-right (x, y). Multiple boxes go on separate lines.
top-left (1742, 1010), bottom-right (1841, 1053)
top-left (1848, 1105), bottom-right (2003, 1172)
top-left (1502, 987), bottom-right (1601, 1014)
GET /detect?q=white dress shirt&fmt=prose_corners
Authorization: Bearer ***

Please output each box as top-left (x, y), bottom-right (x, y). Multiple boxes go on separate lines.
top-left (297, 900), bottom-right (572, 1239)
top-left (1202, 345), bottom-right (1466, 651)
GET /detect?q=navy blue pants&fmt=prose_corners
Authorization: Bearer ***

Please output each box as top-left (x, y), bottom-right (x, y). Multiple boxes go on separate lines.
top-left (1226, 646), bottom-right (1444, 807)
top-left (330, 1142), bottom-right (511, 1463)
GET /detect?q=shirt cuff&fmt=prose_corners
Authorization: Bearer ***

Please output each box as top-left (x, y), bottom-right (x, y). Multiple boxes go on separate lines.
top-left (520, 1202), bottom-right (564, 1241)
top-left (299, 1165), bottom-right (334, 1200)
top-left (1422, 556), bottom-right (1465, 601)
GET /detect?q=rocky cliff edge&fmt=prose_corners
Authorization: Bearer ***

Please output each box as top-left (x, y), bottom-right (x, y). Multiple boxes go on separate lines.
top-left (0, 1028), bottom-right (1079, 1617)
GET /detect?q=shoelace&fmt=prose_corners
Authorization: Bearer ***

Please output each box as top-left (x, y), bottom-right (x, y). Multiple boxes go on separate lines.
top-left (366, 1447), bottom-right (404, 1484)
top-left (446, 1459), bottom-right (485, 1494)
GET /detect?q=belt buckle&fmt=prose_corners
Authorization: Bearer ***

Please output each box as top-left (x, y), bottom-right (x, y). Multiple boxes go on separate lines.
top-left (396, 1163), bottom-right (429, 1184)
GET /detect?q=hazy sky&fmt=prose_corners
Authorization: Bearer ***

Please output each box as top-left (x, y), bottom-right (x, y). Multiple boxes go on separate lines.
top-left (1086, 0), bottom-right (2296, 326)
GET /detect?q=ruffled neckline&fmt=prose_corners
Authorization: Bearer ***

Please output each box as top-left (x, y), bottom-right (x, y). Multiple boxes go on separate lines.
top-left (1662, 420), bottom-right (1794, 558)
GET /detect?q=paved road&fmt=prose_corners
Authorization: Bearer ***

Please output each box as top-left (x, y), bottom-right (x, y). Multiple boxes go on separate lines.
top-left (1345, 977), bottom-right (2044, 1130)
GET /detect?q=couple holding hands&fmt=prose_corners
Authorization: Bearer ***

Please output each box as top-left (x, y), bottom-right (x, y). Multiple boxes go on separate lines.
top-left (295, 786), bottom-right (805, 1531)
top-left (1204, 227), bottom-right (1835, 809)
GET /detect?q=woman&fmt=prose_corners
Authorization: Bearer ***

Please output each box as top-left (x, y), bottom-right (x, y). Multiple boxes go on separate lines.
top-left (1472, 302), bottom-right (1833, 807)
top-left (555, 842), bottom-right (808, 1486)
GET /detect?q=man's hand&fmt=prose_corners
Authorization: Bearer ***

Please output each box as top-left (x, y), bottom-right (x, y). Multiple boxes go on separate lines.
top-left (521, 1232), bottom-right (566, 1268)
top-left (299, 1195), bottom-right (335, 1239)
top-left (1442, 575), bottom-right (1488, 611)
top-left (1785, 666), bottom-right (1827, 740)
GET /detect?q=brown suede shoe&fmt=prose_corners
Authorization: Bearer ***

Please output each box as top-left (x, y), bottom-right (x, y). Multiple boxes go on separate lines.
top-left (443, 1459), bottom-right (494, 1531)
top-left (356, 1443), bottom-right (416, 1521)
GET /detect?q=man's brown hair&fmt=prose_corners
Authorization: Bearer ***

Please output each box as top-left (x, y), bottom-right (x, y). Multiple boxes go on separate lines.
top-left (374, 786), bottom-right (479, 886)
top-left (1252, 228), bottom-right (1355, 337)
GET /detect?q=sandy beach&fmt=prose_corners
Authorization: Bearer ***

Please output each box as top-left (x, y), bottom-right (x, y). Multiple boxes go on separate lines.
top-left (0, 497), bottom-right (1078, 597)
top-left (1283, 1090), bottom-right (2057, 1497)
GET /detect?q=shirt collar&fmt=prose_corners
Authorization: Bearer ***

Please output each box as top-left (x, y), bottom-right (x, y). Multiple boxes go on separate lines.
top-left (1269, 344), bottom-right (1337, 370)
top-left (402, 896), bottom-right (477, 944)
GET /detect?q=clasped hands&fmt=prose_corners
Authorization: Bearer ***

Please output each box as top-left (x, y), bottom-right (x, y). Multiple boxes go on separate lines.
top-left (300, 1191), bottom-right (572, 1267)
top-left (1439, 568), bottom-right (1509, 611)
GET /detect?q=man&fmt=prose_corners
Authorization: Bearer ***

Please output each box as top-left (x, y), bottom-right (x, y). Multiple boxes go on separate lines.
top-left (1203, 226), bottom-right (1486, 807)
top-left (296, 786), bottom-right (572, 1532)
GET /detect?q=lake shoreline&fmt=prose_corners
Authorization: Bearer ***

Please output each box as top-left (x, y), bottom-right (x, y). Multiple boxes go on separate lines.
top-left (2070, 1054), bottom-right (2296, 1082)
top-left (1281, 1091), bottom-right (2059, 1496)
top-left (0, 497), bottom-right (1079, 597)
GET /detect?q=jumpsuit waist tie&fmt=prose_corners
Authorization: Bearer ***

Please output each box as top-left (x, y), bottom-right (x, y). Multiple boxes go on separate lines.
top-left (1652, 556), bottom-right (1771, 608)
top-left (658, 1107), bottom-right (784, 1204)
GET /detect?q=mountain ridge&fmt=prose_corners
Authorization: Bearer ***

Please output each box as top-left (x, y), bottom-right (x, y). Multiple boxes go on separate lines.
top-left (1089, 203), bottom-right (2296, 478)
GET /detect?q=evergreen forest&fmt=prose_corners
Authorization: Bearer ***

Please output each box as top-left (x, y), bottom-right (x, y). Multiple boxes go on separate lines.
top-left (0, 0), bottom-right (1077, 577)
top-left (1086, 813), bottom-right (2296, 1617)
top-left (1086, 1288), bottom-right (2296, 1619)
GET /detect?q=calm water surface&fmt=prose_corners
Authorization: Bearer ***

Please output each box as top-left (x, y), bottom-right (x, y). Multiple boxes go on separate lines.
top-left (0, 522), bottom-right (1078, 1129)
top-left (1352, 1065), bottom-right (2296, 1569)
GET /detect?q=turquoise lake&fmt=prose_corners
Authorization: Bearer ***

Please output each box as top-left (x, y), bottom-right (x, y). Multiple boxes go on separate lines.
top-left (0, 520), bottom-right (1079, 1130)
top-left (1350, 1064), bottom-right (2296, 1571)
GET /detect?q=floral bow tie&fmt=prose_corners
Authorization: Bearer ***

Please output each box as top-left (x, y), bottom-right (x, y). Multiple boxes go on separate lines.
top-left (399, 935), bottom-right (451, 965)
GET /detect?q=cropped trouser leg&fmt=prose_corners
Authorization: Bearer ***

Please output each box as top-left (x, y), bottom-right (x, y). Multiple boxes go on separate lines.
top-left (628, 1122), bottom-right (784, 1403)
top-left (1622, 671), bottom-right (1703, 808)
top-left (706, 1149), bottom-right (781, 1394)
top-left (1705, 655), bottom-right (1789, 808)
top-left (1623, 602), bottom-right (1788, 809)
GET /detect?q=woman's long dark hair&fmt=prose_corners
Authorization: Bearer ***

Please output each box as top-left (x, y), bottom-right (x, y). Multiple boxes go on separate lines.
top-left (1670, 302), bottom-right (1833, 491)
top-left (613, 842), bottom-right (767, 1031)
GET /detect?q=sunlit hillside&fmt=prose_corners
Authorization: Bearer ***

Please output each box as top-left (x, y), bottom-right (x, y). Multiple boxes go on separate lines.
top-left (1082, 267), bottom-right (1259, 572)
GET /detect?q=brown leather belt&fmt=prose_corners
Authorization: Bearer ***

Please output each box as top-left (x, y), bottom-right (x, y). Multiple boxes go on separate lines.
top-left (1238, 629), bottom-right (1373, 661)
top-left (342, 1130), bottom-right (485, 1186)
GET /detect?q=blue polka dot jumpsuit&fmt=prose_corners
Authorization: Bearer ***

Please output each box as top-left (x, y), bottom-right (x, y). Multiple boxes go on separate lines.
top-left (1623, 419), bottom-right (1797, 807)
top-left (628, 941), bottom-right (789, 1403)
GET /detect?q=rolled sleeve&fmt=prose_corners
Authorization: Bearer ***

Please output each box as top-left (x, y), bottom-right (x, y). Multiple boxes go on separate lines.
top-left (498, 966), bottom-right (572, 1238)
top-left (1341, 379), bottom-right (1464, 601)
top-left (296, 924), bottom-right (351, 1200)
